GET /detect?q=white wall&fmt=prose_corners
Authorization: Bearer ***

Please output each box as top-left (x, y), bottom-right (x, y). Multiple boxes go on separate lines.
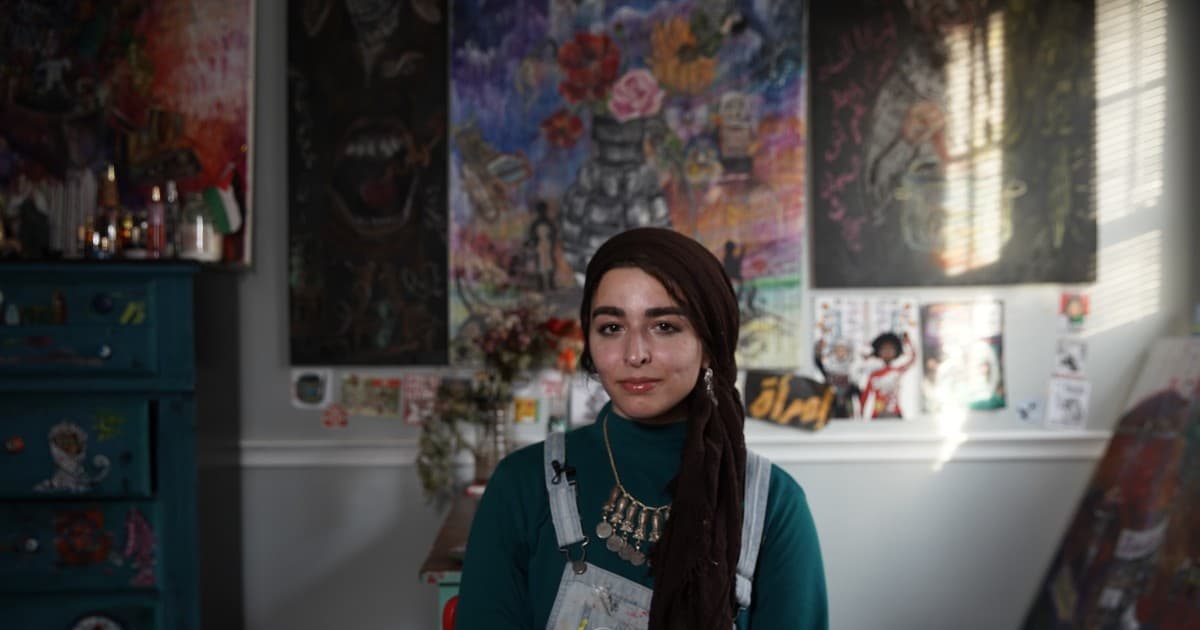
top-left (195, 0), bottom-right (1198, 628)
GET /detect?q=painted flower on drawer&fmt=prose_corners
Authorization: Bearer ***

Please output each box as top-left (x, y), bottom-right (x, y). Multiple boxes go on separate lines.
top-left (124, 507), bottom-right (158, 586)
top-left (54, 510), bottom-right (113, 566)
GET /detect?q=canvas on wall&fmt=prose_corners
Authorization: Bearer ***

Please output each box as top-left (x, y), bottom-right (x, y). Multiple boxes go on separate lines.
top-left (287, 0), bottom-right (449, 365)
top-left (809, 0), bottom-right (1097, 288)
top-left (0, 0), bottom-right (255, 263)
top-left (450, 0), bottom-right (807, 368)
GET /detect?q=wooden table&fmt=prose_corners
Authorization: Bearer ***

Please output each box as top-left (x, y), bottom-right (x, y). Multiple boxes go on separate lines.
top-left (419, 490), bottom-right (480, 626)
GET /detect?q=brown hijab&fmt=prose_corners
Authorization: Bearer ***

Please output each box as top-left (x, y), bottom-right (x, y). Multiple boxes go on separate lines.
top-left (579, 227), bottom-right (746, 629)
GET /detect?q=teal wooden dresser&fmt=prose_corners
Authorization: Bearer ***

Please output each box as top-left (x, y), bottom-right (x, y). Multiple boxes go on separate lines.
top-left (0, 263), bottom-right (199, 630)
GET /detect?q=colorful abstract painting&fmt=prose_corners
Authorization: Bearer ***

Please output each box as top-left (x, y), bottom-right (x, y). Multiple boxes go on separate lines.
top-left (1023, 338), bottom-right (1200, 629)
top-left (450, 0), bottom-right (806, 368)
top-left (0, 0), bottom-right (254, 263)
top-left (810, 0), bottom-right (1097, 287)
top-left (287, 0), bottom-right (449, 365)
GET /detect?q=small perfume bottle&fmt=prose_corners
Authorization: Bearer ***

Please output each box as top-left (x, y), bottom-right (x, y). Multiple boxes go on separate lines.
top-left (146, 185), bottom-right (166, 258)
top-left (91, 163), bottom-right (120, 259)
top-left (164, 180), bottom-right (180, 258)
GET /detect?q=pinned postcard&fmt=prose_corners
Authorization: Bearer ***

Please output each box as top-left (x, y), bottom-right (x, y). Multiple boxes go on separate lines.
top-left (1054, 337), bottom-right (1087, 378)
top-left (341, 374), bottom-right (403, 418)
top-left (513, 397), bottom-right (539, 424)
top-left (1059, 291), bottom-right (1089, 333)
top-left (401, 374), bottom-right (441, 426)
top-left (322, 404), bottom-right (349, 428)
top-left (291, 368), bottom-right (333, 410)
top-left (1044, 377), bottom-right (1091, 430)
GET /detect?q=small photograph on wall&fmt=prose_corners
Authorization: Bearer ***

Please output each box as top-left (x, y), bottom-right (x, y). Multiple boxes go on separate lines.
top-left (1054, 337), bottom-right (1087, 378)
top-left (920, 300), bottom-right (1005, 413)
top-left (809, 0), bottom-right (1097, 287)
top-left (450, 0), bottom-right (808, 369)
top-left (1043, 376), bottom-right (1090, 430)
top-left (813, 296), bottom-right (921, 420)
top-left (287, 1), bottom-right (449, 365)
top-left (1058, 291), bottom-right (1090, 333)
top-left (0, 0), bottom-right (255, 263)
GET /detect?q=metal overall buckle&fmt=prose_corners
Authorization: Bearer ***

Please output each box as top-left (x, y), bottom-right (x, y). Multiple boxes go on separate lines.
top-left (560, 536), bottom-right (589, 575)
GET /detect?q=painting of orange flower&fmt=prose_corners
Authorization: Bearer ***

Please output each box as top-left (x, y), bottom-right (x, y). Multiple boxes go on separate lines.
top-left (648, 17), bottom-right (717, 96)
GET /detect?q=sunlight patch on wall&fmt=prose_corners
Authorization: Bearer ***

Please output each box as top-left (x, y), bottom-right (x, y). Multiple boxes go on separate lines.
top-left (1087, 230), bottom-right (1163, 336)
top-left (941, 12), bottom-right (1007, 277)
top-left (1095, 0), bottom-right (1166, 224)
top-left (930, 368), bottom-right (974, 472)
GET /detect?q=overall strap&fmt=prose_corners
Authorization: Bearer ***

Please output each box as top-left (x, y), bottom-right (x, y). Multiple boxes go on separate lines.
top-left (543, 431), bottom-right (586, 549)
top-left (735, 450), bottom-right (772, 609)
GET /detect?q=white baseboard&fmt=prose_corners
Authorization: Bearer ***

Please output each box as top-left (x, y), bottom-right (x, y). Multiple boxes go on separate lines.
top-left (199, 430), bottom-right (1111, 468)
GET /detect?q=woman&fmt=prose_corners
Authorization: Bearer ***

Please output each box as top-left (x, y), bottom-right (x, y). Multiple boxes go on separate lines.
top-left (456, 228), bottom-right (827, 629)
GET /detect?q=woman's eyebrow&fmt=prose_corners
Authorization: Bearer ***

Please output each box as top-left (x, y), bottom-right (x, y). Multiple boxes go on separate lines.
top-left (591, 306), bottom-right (687, 318)
top-left (645, 306), bottom-right (686, 318)
top-left (591, 305), bottom-right (624, 318)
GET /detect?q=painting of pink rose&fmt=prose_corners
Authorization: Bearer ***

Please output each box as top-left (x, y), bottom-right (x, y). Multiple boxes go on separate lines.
top-left (608, 69), bottom-right (664, 122)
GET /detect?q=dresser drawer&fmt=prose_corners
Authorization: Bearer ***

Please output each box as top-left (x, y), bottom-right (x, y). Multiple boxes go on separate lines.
top-left (0, 594), bottom-right (160, 629)
top-left (0, 279), bottom-right (158, 376)
top-left (0, 502), bottom-right (160, 592)
top-left (0, 397), bottom-right (152, 498)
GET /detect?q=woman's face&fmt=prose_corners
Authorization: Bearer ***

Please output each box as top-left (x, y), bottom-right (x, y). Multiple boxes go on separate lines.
top-left (588, 267), bottom-right (705, 424)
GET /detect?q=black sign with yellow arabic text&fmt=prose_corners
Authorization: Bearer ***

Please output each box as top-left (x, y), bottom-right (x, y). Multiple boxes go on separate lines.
top-left (744, 371), bottom-right (834, 431)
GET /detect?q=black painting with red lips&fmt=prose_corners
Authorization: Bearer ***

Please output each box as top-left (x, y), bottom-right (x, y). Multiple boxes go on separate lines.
top-left (287, 0), bottom-right (449, 364)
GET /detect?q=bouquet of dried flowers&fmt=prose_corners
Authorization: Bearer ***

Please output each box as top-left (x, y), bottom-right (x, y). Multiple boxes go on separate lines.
top-left (419, 296), bottom-right (588, 504)
top-left (455, 294), bottom-right (587, 387)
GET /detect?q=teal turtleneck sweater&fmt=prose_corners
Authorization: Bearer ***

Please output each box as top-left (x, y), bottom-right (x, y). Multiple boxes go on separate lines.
top-left (455, 405), bottom-right (828, 629)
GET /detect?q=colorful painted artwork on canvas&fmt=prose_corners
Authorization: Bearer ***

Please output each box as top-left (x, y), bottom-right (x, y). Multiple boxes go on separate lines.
top-left (810, 0), bottom-right (1097, 287)
top-left (450, 0), bottom-right (806, 368)
top-left (0, 0), bottom-right (255, 263)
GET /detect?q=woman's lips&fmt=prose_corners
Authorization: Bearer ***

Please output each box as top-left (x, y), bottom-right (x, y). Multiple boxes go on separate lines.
top-left (618, 379), bottom-right (659, 393)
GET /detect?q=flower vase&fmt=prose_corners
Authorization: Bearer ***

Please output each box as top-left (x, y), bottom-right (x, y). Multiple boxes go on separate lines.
top-left (560, 115), bottom-right (671, 276)
top-left (472, 400), bottom-right (512, 485)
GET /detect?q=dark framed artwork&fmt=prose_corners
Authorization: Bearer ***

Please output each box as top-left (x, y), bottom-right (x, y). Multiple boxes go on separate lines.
top-left (450, 0), bottom-right (807, 368)
top-left (810, 0), bottom-right (1097, 287)
top-left (287, 0), bottom-right (449, 365)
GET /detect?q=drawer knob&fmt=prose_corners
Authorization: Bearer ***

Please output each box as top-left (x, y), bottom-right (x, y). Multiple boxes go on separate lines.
top-left (98, 344), bottom-right (113, 359)
top-left (92, 292), bottom-right (114, 314)
top-left (22, 537), bottom-right (38, 553)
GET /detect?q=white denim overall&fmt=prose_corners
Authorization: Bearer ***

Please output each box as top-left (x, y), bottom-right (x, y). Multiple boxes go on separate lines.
top-left (542, 431), bottom-right (771, 630)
